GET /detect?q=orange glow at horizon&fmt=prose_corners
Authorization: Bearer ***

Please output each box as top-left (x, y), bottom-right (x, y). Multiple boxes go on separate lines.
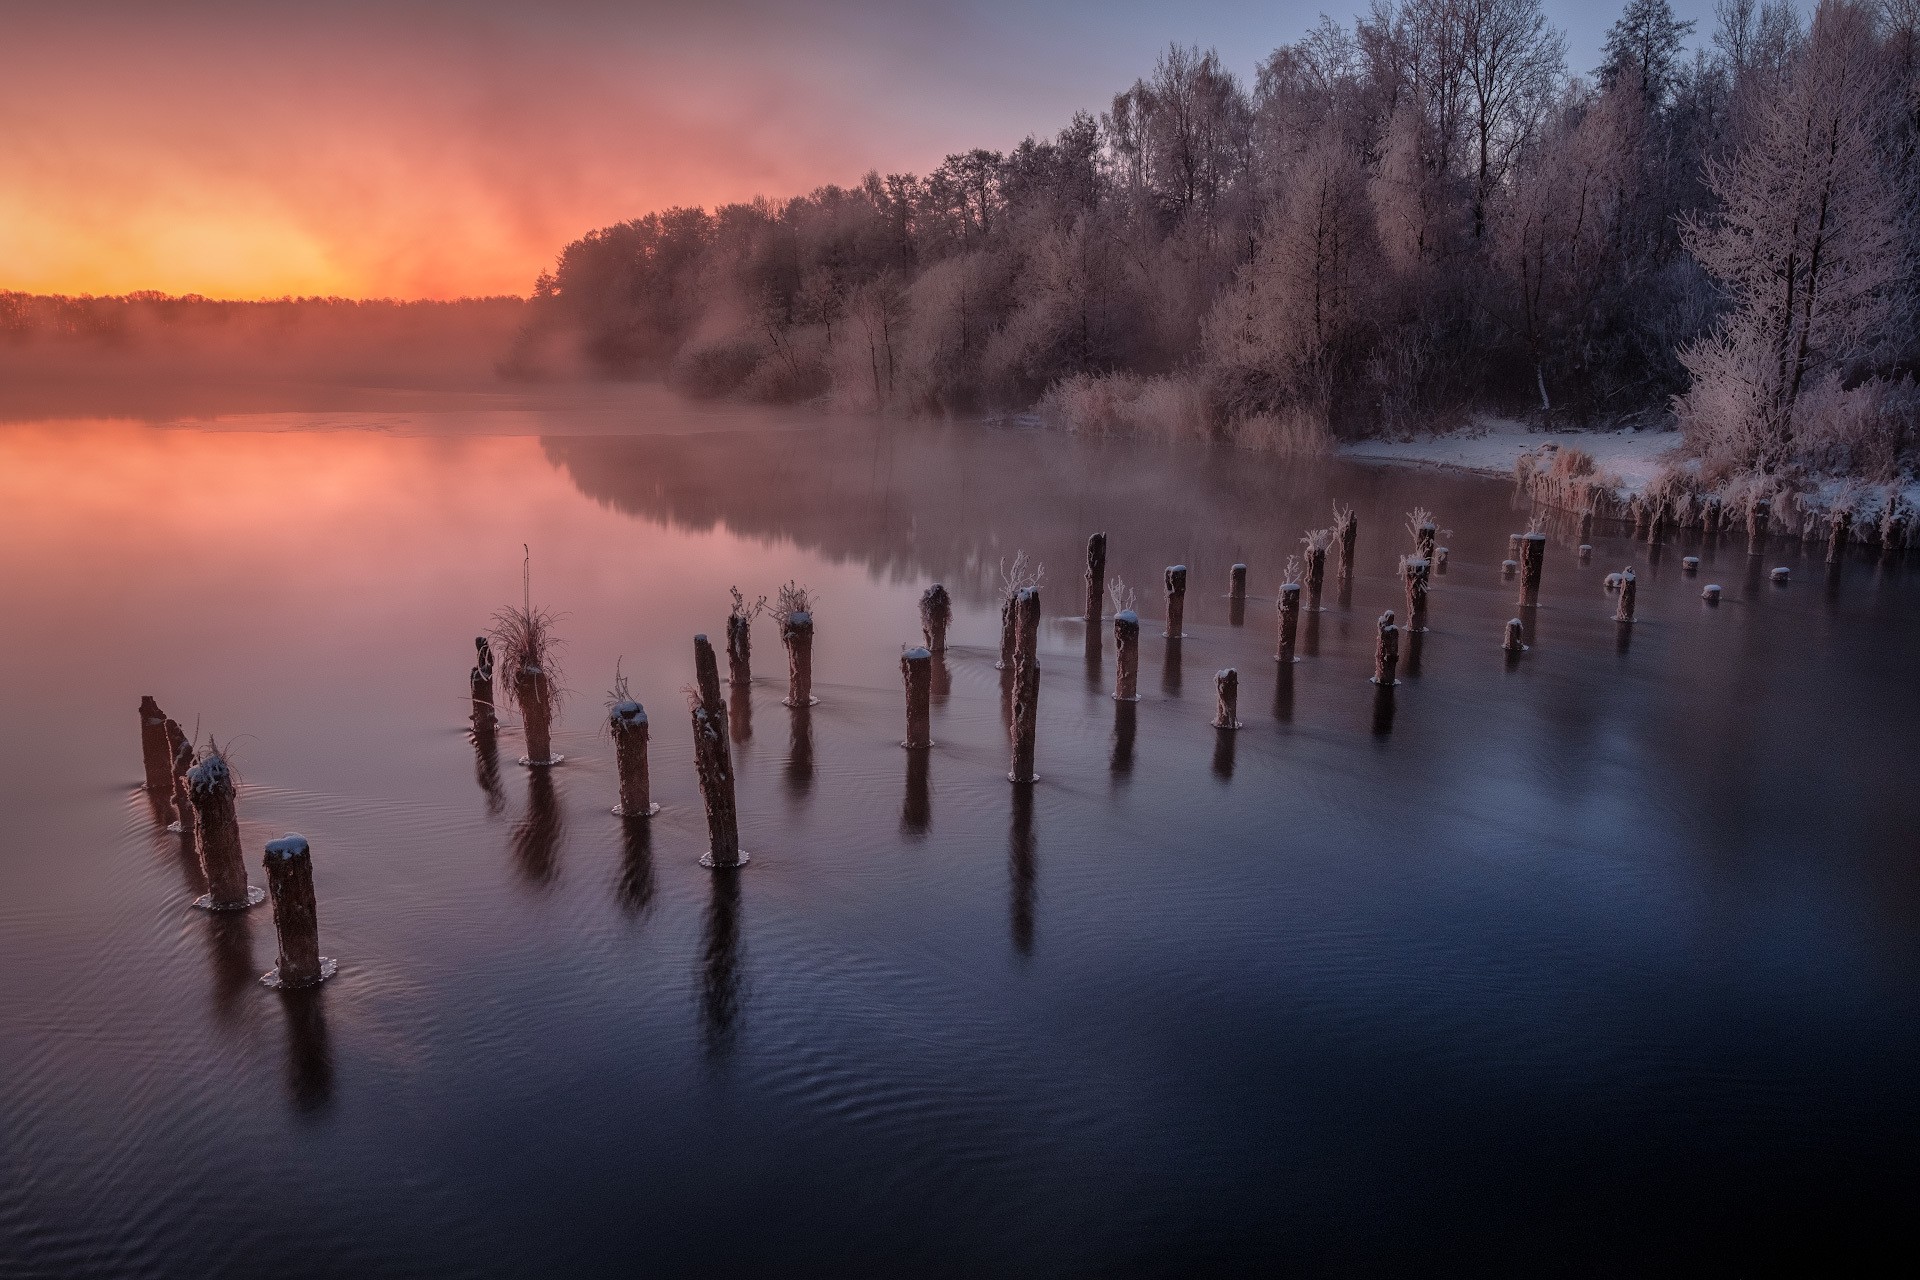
top-left (0, 5), bottom-right (976, 300)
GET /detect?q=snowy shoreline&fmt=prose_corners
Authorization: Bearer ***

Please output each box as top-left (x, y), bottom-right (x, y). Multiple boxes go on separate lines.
top-left (1339, 418), bottom-right (1679, 497)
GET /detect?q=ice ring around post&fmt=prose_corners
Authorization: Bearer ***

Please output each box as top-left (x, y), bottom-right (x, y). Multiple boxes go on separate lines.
top-left (518, 753), bottom-right (565, 767)
top-left (261, 957), bottom-right (338, 989)
top-left (611, 802), bottom-right (661, 817)
top-left (699, 849), bottom-right (751, 869)
top-left (192, 885), bottom-right (267, 912)
top-left (782, 697), bottom-right (820, 708)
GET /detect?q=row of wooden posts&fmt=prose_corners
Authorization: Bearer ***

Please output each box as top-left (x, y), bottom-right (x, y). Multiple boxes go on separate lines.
top-left (133, 507), bottom-right (1676, 962)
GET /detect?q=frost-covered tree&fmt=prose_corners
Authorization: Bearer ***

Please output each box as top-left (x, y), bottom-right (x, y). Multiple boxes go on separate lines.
top-left (1599, 0), bottom-right (1697, 105)
top-left (1677, 0), bottom-right (1906, 475)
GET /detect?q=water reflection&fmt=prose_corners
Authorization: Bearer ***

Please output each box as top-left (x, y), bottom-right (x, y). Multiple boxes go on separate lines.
top-left (1272, 663), bottom-right (1295, 722)
top-left (1110, 700), bottom-right (1136, 780)
top-left (279, 989), bottom-right (334, 1116)
top-left (785, 706), bottom-right (814, 804)
top-left (729, 687), bottom-right (753, 744)
top-left (1370, 683), bottom-right (1396, 737)
top-left (616, 816), bottom-right (656, 919)
top-left (1228, 596), bottom-right (1245, 627)
top-left (901, 748), bottom-right (931, 837)
top-left (1162, 638), bottom-right (1183, 698)
top-left (700, 869), bottom-right (743, 1058)
top-left (204, 910), bottom-right (256, 1027)
top-left (509, 769), bottom-right (564, 886)
top-left (930, 653), bottom-right (952, 701)
top-left (1211, 727), bottom-right (1236, 780)
top-left (1404, 629), bottom-right (1425, 679)
top-left (1615, 620), bottom-right (1635, 656)
top-left (471, 722), bottom-right (506, 817)
top-left (1008, 783), bottom-right (1036, 956)
top-left (1304, 611), bottom-right (1322, 657)
top-left (1083, 637), bottom-right (1102, 692)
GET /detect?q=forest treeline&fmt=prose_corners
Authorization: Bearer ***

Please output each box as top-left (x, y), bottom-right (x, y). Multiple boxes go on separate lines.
top-left (517, 0), bottom-right (1920, 487)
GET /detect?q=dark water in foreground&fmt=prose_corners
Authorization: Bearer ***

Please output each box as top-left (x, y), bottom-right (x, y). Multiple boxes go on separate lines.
top-left (2, 406), bottom-right (1918, 1276)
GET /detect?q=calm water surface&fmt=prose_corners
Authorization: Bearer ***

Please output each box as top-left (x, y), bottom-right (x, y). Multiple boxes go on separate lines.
top-left (2, 402), bottom-right (1917, 1276)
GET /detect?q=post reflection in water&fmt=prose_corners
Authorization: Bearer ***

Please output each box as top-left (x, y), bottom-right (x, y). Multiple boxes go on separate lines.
top-left (1404, 629), bottom-right (1425, 679)
top-left (1616, 619), bottom-right (1634, 656)
top-left (785, 705), bottom-right (814, 804)
top-left (1338, 574), bottom-right (1354, 611)
top-left (205, 910), bottom-right (256, 1027)
top-left (509, 769), bottom-right (564, 887)
top-left (729, 686), bottom-right (753, 744)
top-left (1009, 783), bottom-right (1036, 956)
top-left (930, 653), bottom-right (952, 701)
top-left (470, 722), bottom-right (506, 817)
top-left (1211, 727), bottom-right (1236, 779)
top-left (279, 989), bottom-right (334, 1116)
top-left (1162, 638), bottom-right (1183, 698)
top-left (1228, 595), bottom-right (1245, 627)
top-left (1370, 683), bottom-right (1396, 738)
top-left (1110, 699), bottom-right (1137, 780)
top-left (1083, 634), bottom-right (1102, 692)
top-left (700, 869), bottom-right (743, 1059)
top-left (617, 815), bottom-right (656, 919)
top-left (1273, 663), bottom-right (1295, 722)
top-left (1304, 610), bottom-right (1322, 657)
top-left (901, 748), bottom-right (931, 837)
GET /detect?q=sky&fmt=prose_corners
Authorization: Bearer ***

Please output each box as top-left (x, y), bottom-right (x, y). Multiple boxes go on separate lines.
top-left (0, 0), bottom-right (1725, 301)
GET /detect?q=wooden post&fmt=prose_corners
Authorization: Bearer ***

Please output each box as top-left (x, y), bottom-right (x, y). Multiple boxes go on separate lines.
top-left (139, 696), bottom-right (172, 793)
top-left (165, 720), bottom-right (195, 836)
top-left (1436, 546), bottom-right (1449, 573)
top-left (1615, 569), bottom-right (1637, 622)
top-left (1827, 510), bottom-right (1850, 563)
top-left (1009, 588), bottom-right (1041, 783)
top-left (1402, 557), bottom-right (1430, 632)
top-left (188, 752), bottom-right (262, 910)
top-left (1417, 521), bottom-right (1437, 561)
top-left (782, 610), bottom-right (816, 706)
top-left (901, 646), bottom-right (932, 749)
top-left (1229, 563), bottom-right (1247, 600)
top-left (998, 591), bottom-right (1018, 670)
top-left (1113, 610), bottom-right (1140, 701)
top-left (919, 584), bottom-right (951, 654)
top-left (516, 665), bottom-right (558, 765)
top-left (1084, 533), bottom-right (1106, 626)
top-left (262, 835), bottom-right (336, 988)
top-left (1164, 565), bottom-right (1187, 638)
top-left (1372, 611), bottom-right (1399, 686)
top-left (610, 700), bottom-right (656, 817)
top-left (1305, 547), bottom-right (1326, 611)
top-left (726, 613), bottom-right (753, 687)
top-left (1338, 511), bottom-right (1358, 579)
top-left (691, 635), bottom-right (744, 867)
top-left (470, 637), bottom-right (496, 727)
top-left (1212, 669), bottom-right (1240, 729)
top-left (1520, 531), bottom-right (1546, 595)
top-left (1503, 618), bottom-right (1526, 653)
top-left (1702, 584), bottom-right (1722, 603)
top-left (1276, 582), bottom-right (1301, 663)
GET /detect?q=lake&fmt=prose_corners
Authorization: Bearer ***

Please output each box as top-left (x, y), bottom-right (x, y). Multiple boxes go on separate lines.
top-left (2, 398), bottom-right (1917, 1276)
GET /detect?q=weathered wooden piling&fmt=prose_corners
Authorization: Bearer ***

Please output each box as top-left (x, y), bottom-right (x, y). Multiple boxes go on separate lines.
top-left (1336, 507), bottom-right (1358, 579)
top-left (1372, 612), bottom-right (1399, 686)
top-left (1502, 559), bottom-right (1518, 578)
top-left (1682, 555), bottom-right (1700, 573)
top-left (725, 615), bottom-right (752, 689)
top-left (1503, 618), bottom-right (1526, 653)
top-left (1403, 557), bottom-right (1430, 632)
top-left (1164, 565), bottom-right (1187, 638)
top-left (164, 720), bottom-right (195, 836)
top-left (188, 749), bottom-right (262, 910)
top-left (1304, 539), bottom-right (1329, 610)
top-left (782, 609), bottom-right (815, 706)
top-left (470, 638), bottom-right (496, 727)
top-left (1520, 531), bottom-right (1546, 594)
top-left (1212, 669), bottom-right (1240, 730)
top-left (609, 699), bottom-right (656, 817)
top-left (1615, 569), bottom-right (1637, 622)
top-left (1416, 520), bottom-right (1437, 561)
top-left (1702, 584), bottom-right (1722, 603)
top-left (1276, 582), bottom-right (1301, 663)
top-left (1827, 511), bottom-right (1851, 563)
top-left (1508, 532), bottom-right (1523, 562)
top-left (139, 696), bottom-right (172, 794)
top-left (1578, 543), bottom-right (1593, 561)
top-left (691, 635), bottom-right (744, 867)
top-left (261, 835), bottom-right (335, 988)
top-left (1771, 566), bottom-right (1791, 583)
top-left (1084, 533), bottom-right (1106, 625)
top-left (919, 583), bottom-right (951, 653)
top-left (901, 646), bottom-right (932, 749)
top-left (1436, 547), bottom-right (1450, 573)
top-left (998, 591), bottom-right (1019, 669)
top-left (1113, 610), bottom-right (1140, 701)
top-left (1009, 588), bottom-right (1041, 783)
top-left (516, 664), bottom-right (557, 766)
top-left (1230, 563), bottom-right (1247, 601)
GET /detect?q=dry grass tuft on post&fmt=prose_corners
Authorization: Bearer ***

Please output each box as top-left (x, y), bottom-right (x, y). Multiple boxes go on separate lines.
top-left (187, 739), bottom-right (265, 911)
top-left (726, 587), bottom-right (766, 688)
top-left (490, 548), bottom-right (566, 767)
top-left (1334, 504), bottom-right (1358, 579)
top-left (771, 580), bottom-right (819, 706)
top-left (1301, 527), bottom-right (1334, 610)
top-left (996, 552), bottom-right (1043, 669)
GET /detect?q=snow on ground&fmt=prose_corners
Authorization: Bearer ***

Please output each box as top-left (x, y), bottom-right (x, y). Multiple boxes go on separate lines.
top-left (1341, 417), bottom-right (1681, 495)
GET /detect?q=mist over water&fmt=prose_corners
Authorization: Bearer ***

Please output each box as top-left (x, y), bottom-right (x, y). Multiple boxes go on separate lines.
top-left (2, 400), bottom-right (1917, 1275)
